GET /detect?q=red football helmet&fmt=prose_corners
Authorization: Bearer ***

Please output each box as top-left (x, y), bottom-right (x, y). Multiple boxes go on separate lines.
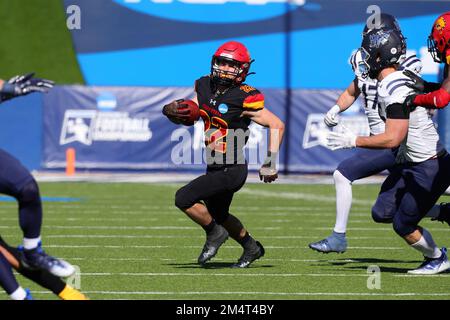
top-left (211, 41), bottom-right (254, 87)
top-left (428, 12), bottom-right (450, 63)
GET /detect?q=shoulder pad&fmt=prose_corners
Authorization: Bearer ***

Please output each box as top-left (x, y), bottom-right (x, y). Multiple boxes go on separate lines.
top-left (379, 71), bottom-right (414, 106)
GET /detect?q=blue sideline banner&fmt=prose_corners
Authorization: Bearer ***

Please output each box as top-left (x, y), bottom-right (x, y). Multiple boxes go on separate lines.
top-left (285, 90), bottom-right (369, 172)
top-left (0, 94), bottom-right (43, 171)
top-left (43, 86), bottom-right (196, 170)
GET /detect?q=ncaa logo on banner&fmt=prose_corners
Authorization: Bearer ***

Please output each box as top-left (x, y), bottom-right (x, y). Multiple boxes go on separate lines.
top-left (117, 0), bottom-right (321, 24)
top-left (59, 92), bottom-right (153, 146)
top-left (59, 110), bottom-right (96, 146)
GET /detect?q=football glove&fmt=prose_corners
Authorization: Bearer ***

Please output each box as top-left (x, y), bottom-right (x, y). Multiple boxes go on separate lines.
top-left (1, 73), bottom-right (54, 101)
top-left (162, 99), bottom-right (192, 125)
top-left (326, 125), bottom-right (357, 150)
top-left (403, 70), bottom-right (426, 94)
top-left (403, 93), bottom-right (418, 111)
top-left (324, 105), bottom-right (340, 127)
top-left (259, 152), bottom-right (278, 183)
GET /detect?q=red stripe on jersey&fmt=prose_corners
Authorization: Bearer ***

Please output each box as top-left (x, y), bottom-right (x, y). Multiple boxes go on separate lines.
top-left (244, 93), bottom-right (264, 104)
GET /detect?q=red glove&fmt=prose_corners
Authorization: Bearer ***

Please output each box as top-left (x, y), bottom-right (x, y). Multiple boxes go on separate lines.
top-left (413, 88), bottom-right (450, 109)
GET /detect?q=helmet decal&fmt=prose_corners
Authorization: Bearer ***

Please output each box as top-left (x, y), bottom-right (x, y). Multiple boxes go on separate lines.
top-left (435, 16), bottom-right (446, 34)
top-left (369, 30), bottom-right (393, 48)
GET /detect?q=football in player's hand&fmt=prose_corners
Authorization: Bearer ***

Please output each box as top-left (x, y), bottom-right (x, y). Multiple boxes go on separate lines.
top-left (178, 99), bottom-right (200, 126)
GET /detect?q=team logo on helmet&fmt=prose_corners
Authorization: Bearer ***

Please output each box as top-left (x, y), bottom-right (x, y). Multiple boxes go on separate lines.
top-left (369, 30), bottom-right (392, 48)
top-left (435, 16), bottom-right (446, 34)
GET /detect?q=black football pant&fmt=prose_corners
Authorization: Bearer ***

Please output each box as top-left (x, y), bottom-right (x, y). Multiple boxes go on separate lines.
top-left (175, 164), bottom-right (248, 224)
top-left (0, 149), bottom-right (42, 238)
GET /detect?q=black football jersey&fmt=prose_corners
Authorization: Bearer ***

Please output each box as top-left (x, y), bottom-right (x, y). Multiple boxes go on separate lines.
top-left (195, 76), bottom-right (265, 167)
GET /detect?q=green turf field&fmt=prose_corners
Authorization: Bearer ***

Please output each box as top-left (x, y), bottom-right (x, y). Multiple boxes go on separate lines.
top-left (0, 182), bottom-right (449, 300)
top-left (0, 0), bottom-right (83, 84)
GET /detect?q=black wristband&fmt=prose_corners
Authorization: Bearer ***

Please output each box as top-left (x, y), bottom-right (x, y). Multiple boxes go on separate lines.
top-left (263, 151), bottom-right (278, 167)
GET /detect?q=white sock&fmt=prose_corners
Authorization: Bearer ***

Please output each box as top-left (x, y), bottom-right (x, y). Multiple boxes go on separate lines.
top-left (410, 228), bottom-right (441, 259)
top-left (10, 287), bottom-right (27, 300)
top-left (424, 205), bottom-right (440, 219)
top-left (23, 237), bottom-right (41, 250)
top-left (333, 170), bottom-right (352, 234)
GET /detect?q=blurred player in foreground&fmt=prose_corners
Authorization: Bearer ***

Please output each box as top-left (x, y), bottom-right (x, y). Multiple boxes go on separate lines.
top-left (0, 236), bottom-right (87, 300)
top-left (0, 73), bottom-right (77, 298)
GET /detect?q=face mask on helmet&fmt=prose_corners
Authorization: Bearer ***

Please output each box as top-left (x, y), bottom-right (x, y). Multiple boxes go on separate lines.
top-left (428, 36), bottom-right (443, 63)
top-left (358, 44), bottom-right (383, 80)
top-left (350, 48), bottom-right (370, 79)
top-left (211, 56), bottom-right (247, 87)
top-left (362, 51), bottom-right (382, 79)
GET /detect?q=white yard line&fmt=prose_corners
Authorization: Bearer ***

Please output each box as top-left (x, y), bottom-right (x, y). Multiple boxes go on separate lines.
top-left (53, 257), bottom-right (368, 263)
top-left (35, 234), bottom-right (381, 240)
top-left (240, 189), bottom-right (375, 206)
top-left (31, 290), bottom-right (450, 297)
top-left (1, 225), bottom-right (447, 232)
top-left (38, 244), bottom-right (404, 250)
top-left (76, 272), bottom-right (370, 277)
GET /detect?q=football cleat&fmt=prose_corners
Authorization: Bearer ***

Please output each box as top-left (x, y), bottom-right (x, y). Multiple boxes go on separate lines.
top-left (431, 203), bottom-right (450, 227)
top-left (197, 225), bottom-right (229, 265)
top-left (408, 247), bottom-right (450, 275)
top-left (24, 288), bottom-right (33, 300)
top-left (59, 285), bottom-right (89, 300)
top-left (445, 187), bottom-right (450, 196)
top-left (231, 241), bottom-right (265, 268)
top-left (309, 233), bottom-right (347, 253)
top-left (19, 242), bottom-right (76, 278)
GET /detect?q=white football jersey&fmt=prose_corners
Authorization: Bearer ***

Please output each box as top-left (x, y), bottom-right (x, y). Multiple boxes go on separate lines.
top-left (378, 70), bottom-right (444, 163)
top-left (350, 51), bottom-right (422, 136)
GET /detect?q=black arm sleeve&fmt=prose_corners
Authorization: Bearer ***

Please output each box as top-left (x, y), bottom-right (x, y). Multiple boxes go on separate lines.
top-left (424, 81), bottom-right (443, 93)
top-left (386, 103), bottom-right (410, 119)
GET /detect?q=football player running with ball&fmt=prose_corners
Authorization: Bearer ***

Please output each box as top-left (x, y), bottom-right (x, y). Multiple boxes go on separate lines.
top-left (163, 41), bottom-right (285, 268)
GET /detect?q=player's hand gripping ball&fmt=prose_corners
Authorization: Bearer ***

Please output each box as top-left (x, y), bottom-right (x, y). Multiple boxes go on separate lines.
top-left (162, 99), bottom-right (200, 126)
